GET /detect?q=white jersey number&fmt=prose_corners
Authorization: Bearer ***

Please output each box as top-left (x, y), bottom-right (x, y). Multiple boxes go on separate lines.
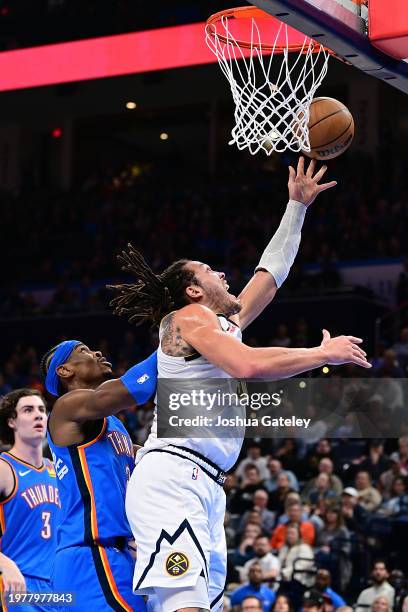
top-left (41, 511), bottom-right (51, 539)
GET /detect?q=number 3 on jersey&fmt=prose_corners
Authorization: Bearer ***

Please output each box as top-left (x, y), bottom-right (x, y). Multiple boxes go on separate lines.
top-left (41, 511), bottom-right (51, 539)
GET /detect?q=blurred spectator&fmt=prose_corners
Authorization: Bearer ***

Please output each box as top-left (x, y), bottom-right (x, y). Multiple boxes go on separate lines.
top-left (271, 595), bottom-right (293, 612)
top-left (277, 494), bottom-right (310, 526)
top-left (241, 511), bottom-right (264, 534)
top-left (341, 487), bottom-right (368, 533)
top-left (315, 505), bottom-right (351, 591)
top-left (355, 471), bottom-right (382, 512)
top-left (234, 524), bottom-right (263, 566)
top-left (377, 477), bottom-right (408, 516)
top-left (355, 561), bottom-right (395, 612)
top-left (305, 440), bottom-right (335, 480)
top-left (230, 565), bottom-right (276, 612)
top-left (371, 595), bottom-right (392, 612)
top-left (271, 503), bottom-right (315, 550)
top-left (234, 465), bottom-right (268, 514)
top-left (314, 569), bottom-right (346, 610)
top-left (264, 459), bottom-right (299, 494)
top-left (278, 524), bottom-right (315, 587)
top-left (239, 491), bottom-right (276, 535)
top-left (302, 459), bottom-right (343, 501)
top-left (389, 570), bottom-right (408, 612)
top-left (236, 444), bottom-right (270, 482)
top-left (240, 535), bottom-right (281, 583)
top-left (379, 453), bottom-right (408, 499)
top-left (303, 473), bottom-right (338, 508)
top-left (355, 441), bottom-right (391, 484)
top-left (268, 473), bottom-right (295, 518)
top-left (374, 350), bottom-right (404, 378)
top-left (301, 591), bottom-right (324, 612)
top-left (274, 439), bottom-right (303, 474)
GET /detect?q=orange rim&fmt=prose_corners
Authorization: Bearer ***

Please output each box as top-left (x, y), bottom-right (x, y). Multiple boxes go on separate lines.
top-left (206, 5), bottom-right (330, 54)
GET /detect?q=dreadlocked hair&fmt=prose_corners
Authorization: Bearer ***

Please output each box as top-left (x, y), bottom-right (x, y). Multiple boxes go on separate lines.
top-left (40, 344), bottom-right (60, 382)
top-left (108, 244), bottom-right (200, 327)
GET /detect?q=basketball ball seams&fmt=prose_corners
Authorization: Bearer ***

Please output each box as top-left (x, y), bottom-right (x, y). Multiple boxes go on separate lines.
top-left (311, 118), bottom-right (353, 149)
top-left (308, 108), bottom-right (348, 131)
top-left (303, 96), bottom-right (354, 160)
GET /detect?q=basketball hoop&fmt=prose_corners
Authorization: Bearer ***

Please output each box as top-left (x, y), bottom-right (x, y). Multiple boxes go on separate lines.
top-left (206, 6), bottom-right (331, 155)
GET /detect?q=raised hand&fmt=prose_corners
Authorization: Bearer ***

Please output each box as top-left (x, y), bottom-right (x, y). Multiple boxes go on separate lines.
top-left (288, 157), bottom-right (337, 207)
top-left (320, 329), bottom-right (372, 369)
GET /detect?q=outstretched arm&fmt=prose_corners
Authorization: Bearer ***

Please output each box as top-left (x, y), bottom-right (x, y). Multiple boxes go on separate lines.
top-left (238, 158), bottom-right (336, 330)
top-left (177, 304), bottom-right (370, 379)
top-left (51, 351), bottom-right (157, 425)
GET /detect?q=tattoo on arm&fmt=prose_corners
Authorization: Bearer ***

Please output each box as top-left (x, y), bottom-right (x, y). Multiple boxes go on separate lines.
top-left (160, 313), bottom-right (195, 357)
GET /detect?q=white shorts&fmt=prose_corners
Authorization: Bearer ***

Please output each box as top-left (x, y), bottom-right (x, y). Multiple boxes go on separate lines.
top-left (126, 449), bottom-right (227, 612)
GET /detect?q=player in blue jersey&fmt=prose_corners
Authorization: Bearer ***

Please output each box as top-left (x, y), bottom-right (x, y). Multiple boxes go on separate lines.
top-left (0, 388), bottom-right (61, 611)
top-left (40, 340), bottom-right (157, 611)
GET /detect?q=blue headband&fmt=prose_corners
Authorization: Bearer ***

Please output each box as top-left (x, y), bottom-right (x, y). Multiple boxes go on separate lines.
top-left (45, 340), bottom-right (82, 396)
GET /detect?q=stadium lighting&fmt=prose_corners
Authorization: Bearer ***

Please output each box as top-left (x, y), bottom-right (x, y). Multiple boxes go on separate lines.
top-left (160, 132), bottom-right (169, 140)
top-left (126, 101), bottom-right (137, 110)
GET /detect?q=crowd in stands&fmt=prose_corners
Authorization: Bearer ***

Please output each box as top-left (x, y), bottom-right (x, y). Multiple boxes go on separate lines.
top-left (1, 152), bottom-right (408, 320)
top-left (223, 439), bottom-right (408, 611)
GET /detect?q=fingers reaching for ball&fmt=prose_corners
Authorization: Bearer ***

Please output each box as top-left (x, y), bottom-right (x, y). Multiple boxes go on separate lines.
top-left (288, 156), bottom-right (337, 206)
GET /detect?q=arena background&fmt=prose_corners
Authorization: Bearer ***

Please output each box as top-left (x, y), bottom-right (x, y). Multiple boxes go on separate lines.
top-left (1, 0), bottom-right (408, 609)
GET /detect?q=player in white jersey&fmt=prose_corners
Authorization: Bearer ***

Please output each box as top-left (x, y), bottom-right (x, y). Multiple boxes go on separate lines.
top-left (110, 158), bottom-right (371, 612)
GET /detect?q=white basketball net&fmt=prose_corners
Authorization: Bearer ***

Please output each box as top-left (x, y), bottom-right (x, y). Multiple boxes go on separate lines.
top-left (206, 16), bottom-right (330, 155)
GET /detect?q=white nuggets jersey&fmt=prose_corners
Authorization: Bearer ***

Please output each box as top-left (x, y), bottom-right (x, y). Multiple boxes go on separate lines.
top-left (137, 313), bottom-right (244, 471)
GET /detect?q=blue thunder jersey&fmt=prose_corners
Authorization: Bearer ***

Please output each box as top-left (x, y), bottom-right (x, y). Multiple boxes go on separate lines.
top-left (0, 453), bottom-right (61, 580)
top-left (47, 415), bottom-right (135, 550)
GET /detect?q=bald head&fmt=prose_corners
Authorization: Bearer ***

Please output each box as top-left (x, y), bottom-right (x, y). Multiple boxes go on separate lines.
top-left (253, 489), bottom-right (268, 508)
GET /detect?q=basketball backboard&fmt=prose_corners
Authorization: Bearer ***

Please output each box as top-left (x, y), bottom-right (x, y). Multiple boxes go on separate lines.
top-left (248, 0), bottom-right (408, 93)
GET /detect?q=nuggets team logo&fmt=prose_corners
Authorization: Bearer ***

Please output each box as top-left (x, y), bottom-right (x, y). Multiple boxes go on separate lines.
top-left (165, 552), bottom-right (189, 577)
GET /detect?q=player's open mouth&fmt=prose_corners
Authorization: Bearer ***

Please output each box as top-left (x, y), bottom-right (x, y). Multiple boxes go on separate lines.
top-left (99, 358), bottom-right (112, 368)
top-left (34, 424), bottom-right (44, 431)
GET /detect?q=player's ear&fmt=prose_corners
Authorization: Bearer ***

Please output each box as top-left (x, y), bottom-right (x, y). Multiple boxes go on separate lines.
top-left (7, 417), bottom-right (17, 431)
top-left (56, 363), bottom-right (75, 382)
top-left (185, 284), bottom-right (204, 301)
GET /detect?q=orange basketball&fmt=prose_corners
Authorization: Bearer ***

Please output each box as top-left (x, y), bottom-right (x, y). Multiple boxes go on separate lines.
top-left (303, 97), bottom-right (354, 160)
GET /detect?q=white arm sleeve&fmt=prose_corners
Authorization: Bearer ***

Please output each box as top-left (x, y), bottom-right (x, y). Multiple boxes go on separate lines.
top-left (255, 199), bottom-right (306, 288)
